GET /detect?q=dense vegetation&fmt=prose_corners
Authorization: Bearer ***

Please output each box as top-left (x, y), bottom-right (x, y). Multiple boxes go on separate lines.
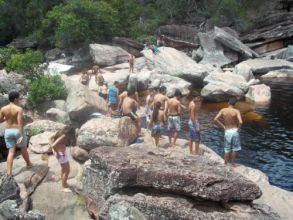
top-left (0, 0), bottom-right (277, 49)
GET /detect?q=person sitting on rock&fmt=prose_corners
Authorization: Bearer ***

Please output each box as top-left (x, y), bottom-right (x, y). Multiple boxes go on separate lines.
top-left (214, 97), bottom-right (243, 167)
top-left (151, 101), bottom-right (165, 147)
top-left (121, 89), bottom-right (141, 134)
top-left (93, 65), bottom-right (104, 86)
top-left (128, 54), bottom-right (135, 73)
top-left (145, 87), bottom-right (156, 130)
top-left (80, 71), bottom-right (90, 86)
top-left (0, 91), bottom-right (33, 176)
top-left (98, 82), bottom-right (108, 101)
top-left (166, 89), bottom-right (182, 147)
top-left (188, 92), bottom-right (202, 155)
top-left (149, 44), bottom-right (159, 54)
top-left (50, 129), bottom-right (71, 192)
top-left (108, 81), bottom-right (119, 117)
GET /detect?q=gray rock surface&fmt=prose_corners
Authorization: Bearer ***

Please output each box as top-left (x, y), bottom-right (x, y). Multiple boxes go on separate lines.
top-left (25, 120), bottom-right (67, 136)
top-left (0, 172), bottom-right (21, 204)
top-left (72, 146), bottom-right (89, 163)
top-left (84, 146), bottom-right (262, 204)
top-left (245, 84), bottom-right (271, 103)
top-left (89, 44), bottom-right (129, 67)
top-left (28, 132), bottom-right (55, 154)
top-left (235, 63), bottom-right (255, 81)
top-left (262, 69), bottom-right (293, 78)
top-left (100, 193), bottom-right (279, 220)
top-left (45, 48), bottom-right (62, 61)
top-left (277, 45), bottom-right (293, 61)
top-left (214, 27), bottom-right (259, 58)
top-left (0, 70), bottom-right (28, 95)
top-left (112, 37), bottom-right (144, 57)
top-left (118, 117), bottom-right (138, 147)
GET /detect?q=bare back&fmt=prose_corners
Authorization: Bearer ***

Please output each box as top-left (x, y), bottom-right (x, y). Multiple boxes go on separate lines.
top-left (122, 97), bottom-right (137, 114)
top-left (167, 97), bottom-right (181, 115)
top-left (220, 108), bottom-right (242, 129)
top-left (153, 94), bottom-right (168, 110)
top-left (1, 104), bottom-right (23, 128)
top-left (146, 94), bottom-right (154, 108)
top-left (189, 101), bottom-right (199, 122)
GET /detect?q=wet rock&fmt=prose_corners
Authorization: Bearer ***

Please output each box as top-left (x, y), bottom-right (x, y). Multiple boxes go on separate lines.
top-left (71, 46), bottom-right (92, 70)
top-left (214, 27), bottom-right (259, 59)
top-left (118, 117), bottom-right (138, 147)
top-left (25, 120), bottom-right (67, 136)
top-left (198, 31), bottom-right (234, 67)
top-left (0, 172), bottom-right (21, 204)
top-left (64, 75), bottom-right (108, 121)
top-left (245, 84), bottom-right (271, 103)
top-left (45, 48), bottom-right (62, 61)
top-left (142, 47), bottom-right (208, 83)
top-left (84, 146), bottom-right (262, 203)
top-left (112, 37), bottom-right (144, 57)
top-left (77, 117), bottom-right (119, 151)
top-left (8, 37), bottom-right (37, 49)
top-left (238, 58), bottom-right (293, 74)
top-left (89, 44), bottom-right (129, 67)
top-left (100, 193), bottom-right (279, 220)
top-left (262, 69), bottom-right (293, 78)
top-left (0, 70), bottom-right (28, 95)
top-left (72, 146), bottom-right (89, 163)
top-left (28, 132), bottom-right (55, 154)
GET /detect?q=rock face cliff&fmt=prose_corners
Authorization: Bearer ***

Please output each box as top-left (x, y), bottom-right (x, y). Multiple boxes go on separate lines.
top-left (83, 146), bottom-right (280, 220)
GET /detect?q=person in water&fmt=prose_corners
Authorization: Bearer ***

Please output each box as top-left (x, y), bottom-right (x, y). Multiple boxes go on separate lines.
top-left (166, 89), bottom-right (182, 146)
top-left (0, 91), bottom-right (32, 176)
top-left (188, 92), bottom-right (202, 155)
top-left (121, 89), bottom-right (141, 134)
top-left (50, 129), bottom-right (71, 192)
top-left (151, 101), bottom-right (165, 147)
top-left (145, 87), bottom-right (156, 130)
top-left (80, 71), bottom-right (90, 86)
top-left (128, 54), bottom-right (135, 73)
top-left (108, 81), bottom-right (119, 116)
top-left (214, 97), bottom-right (243, 167)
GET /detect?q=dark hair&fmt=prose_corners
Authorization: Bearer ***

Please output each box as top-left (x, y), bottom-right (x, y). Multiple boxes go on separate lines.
top-left (114, 81), bottom-right (119, 85)
top-left (191, 91), bottom-right (200, 98)
top-left (229, 97), bottom-right (237, 106)
top-left (127, 89), bottom-right (135, 97)
top-left (152, 102), bottom-right (161, 123)
top-left (174, 89), bottom-right (182, 97)
top-left (9, 91), bottom-right (20, 102)
top-left (159, 86), bottom-right (166, 93)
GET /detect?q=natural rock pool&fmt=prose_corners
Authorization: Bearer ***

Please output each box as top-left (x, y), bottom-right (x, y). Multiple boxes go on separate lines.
top-left (182, 79), bottom-right (293, 191)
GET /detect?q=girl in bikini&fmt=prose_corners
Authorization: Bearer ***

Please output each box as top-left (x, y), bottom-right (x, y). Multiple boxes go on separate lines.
top-left (50, 130), bottom-right (71, 192)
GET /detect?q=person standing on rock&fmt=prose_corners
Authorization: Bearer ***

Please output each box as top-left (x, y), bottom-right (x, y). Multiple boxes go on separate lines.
top-left (128, 54), bottom-right (135, 73)
top-left (122, 90), bottom-right (141, 134)
top-left (188, 92), bottom-right (202, 155)
top-left (214, 97), bottom-right (243, 167)
top-left (145, 87), bottom-right (156, 130)
top-left (151, 102), bottom-right (165, 147)
top-left (153, 86), bottom-right (168, 118)
top-left (0, 91), bottom-right (32, 176)
top-left (108, 81), bottom-right (119, 117)
top-left (50, 129), bottom-right (71, 192)
top-left (166, 89), bottom-right (182, 147)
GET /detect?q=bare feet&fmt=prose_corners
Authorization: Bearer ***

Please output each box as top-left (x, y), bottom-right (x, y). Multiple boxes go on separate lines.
top-left (26, 163), bottom-right (33, 168)
top-left (61, 187), bottom-right (72, 192)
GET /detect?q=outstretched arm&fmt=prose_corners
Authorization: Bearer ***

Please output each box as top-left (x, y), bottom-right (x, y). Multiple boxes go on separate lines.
top-left (51, 134), bottom-right (66, 152)
top-left (214, 110), bottom-right (225, 130)
top-left (237, 110), bottom-right (243, 130)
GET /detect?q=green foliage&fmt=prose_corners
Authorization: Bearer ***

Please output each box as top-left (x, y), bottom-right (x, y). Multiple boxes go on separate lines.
top-left (26, 127), bottom-right (45, 137)
top-left (0, 46), bottom-right (17, 66)
top-left (5, 49), bottom-right (43, 79)
top-left (27, 75), bottom-right (67, 107)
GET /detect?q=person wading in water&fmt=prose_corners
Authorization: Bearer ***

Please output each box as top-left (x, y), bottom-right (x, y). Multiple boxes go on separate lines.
top-left (214, 97), bottom-right (243, 167)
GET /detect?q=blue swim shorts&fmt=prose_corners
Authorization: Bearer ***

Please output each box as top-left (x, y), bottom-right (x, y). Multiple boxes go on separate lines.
top-left (224, 128), bottom-right (241, 153)
top-left (151, 124), bottom-right (162, 136)
top-left (4, 128), bottom-right (27, 149)
top-left (188, 119), bottom-right (201, 143)
top-left (167, 115), bottom-right (181, 131)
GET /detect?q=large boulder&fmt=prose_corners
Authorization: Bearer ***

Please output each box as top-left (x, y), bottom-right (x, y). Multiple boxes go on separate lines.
top-left (46, 108), bottom-right (70, 124)
top-left (84, 146), bottom-right (262, 204)
top-left (262, 69), bottom-right (293, 78)
top-left (112, 37), bottom-right (144, 57)
top-left (45, 48), bottom-right (62, 61)
top-left (77, 117), bottom-right (119, 151)
top-left (64, 76), bottom-right (108, 121)
top-left (25, 120), bottom-right (67, 136)
top-left (0, 93), bottom-right (8, 108)
top-left (277, 45), bottom-right (293, 61)
top-left (36, 99), bottom-right (66, 116)
top-left (118, 117), bottom-right (138, 147)
top-left (28, 131), bottom-right (55, 154)
top-left (100, 193), bottom-right (279, 220)
top-left (198, 32), bottom-right (236, 67)
top-left (245, 84), bottom-right (271, 103)
top-left (238, 58), bottom-right (293, 74)
top-left (89, 44), bottom-right (129, 67)
top-left (103, 69), bottom-right (129, 87)
top-left (214, 27), bottom-right (259, 59)
top-left (201, 71), bottom-right (249, 102)
top-left (235, 63), bottom-right (255, 81)
top-left (0, 173), bottom-right (21, 204)
top-left (72, 146), bottom-right (89, 163)
top-left (142, 47), bottom-right (208, 83)
top-left (0, 70), bottom-right (27, 95)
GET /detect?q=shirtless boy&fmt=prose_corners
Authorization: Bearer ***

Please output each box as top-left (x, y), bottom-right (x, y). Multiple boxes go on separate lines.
top-left (153, 86), bottom-right (168, 117)
top-left (128, 54), bottom-right (135, 73)
top-left (188, 93), bottom-right (202, 155)
top-left (93, 65), bottom-right (104, 86)
top-left (214, 97), bottom-right (243, 167)
top-left (0, 91), bottom-right (32, 176)
top-left (145, 88), bottom-right (156, 130)
top-left (166, 89), bottom-right (182, 146)
top-left (122, 90), bottom-right (141, 133)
